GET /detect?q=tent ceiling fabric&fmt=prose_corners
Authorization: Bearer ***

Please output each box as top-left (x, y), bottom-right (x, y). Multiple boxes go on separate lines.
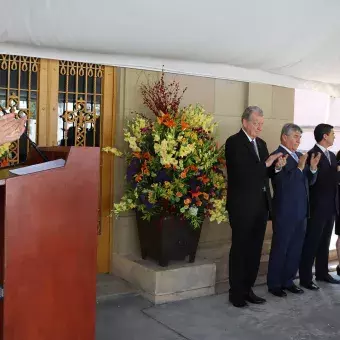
top-left (2, 0), bottom-right (340, 95)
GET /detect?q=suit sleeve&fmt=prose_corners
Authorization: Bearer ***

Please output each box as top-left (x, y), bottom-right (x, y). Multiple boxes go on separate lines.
top-left (304, 166), bottom-right (317, 185)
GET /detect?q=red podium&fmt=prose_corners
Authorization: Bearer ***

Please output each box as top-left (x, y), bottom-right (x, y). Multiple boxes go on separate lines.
top-left (0, 146), bottom-right (100, 340)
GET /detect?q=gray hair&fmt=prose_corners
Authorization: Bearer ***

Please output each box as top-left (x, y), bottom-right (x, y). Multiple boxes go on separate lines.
top-left (241, 106), bottom-right (264, 122)
top-left (281, 123), bottom-right (303, 138)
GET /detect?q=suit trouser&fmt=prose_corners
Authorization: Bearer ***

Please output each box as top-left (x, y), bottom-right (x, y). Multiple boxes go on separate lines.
top-left (299, 213), bottom-right (335, 283)
top-left (228, 194), bottom-right (268, 298)
top-left (267, 217), bottom-right (306, 289)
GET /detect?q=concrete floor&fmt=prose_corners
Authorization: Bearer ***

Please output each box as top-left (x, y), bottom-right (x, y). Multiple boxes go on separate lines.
top-left (96, 273), bottom-right (340, 340)
top-left (96, 274), bottom-right (138, 302)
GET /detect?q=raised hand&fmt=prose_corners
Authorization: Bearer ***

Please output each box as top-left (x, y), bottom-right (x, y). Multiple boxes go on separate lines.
top-left (297, 153), bottom-right (308, 171)
top-left (0, 113), bottom-right (26, 146)
top-left (265, 152), bottom-right (283, 168)
top-left (310, 152), bottom-right (321, 171)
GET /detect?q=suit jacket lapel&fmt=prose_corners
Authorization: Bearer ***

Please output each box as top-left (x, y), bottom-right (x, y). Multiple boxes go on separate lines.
top-left (239, 129), bottom-right (260, 162)
top-left (257, 139), bottom-right (266, 162)
top-left (314, 145), bottom-right (329, 167)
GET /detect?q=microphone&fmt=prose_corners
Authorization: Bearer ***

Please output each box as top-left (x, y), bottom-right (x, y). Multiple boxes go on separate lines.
top-left (0, 105), bottom-right (49, 162)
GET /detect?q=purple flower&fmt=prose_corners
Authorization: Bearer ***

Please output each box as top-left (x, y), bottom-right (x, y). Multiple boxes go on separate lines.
top-left (141, 127), bottom-right (151, 134)
top-left (127, 158), bottom-right (141, 183)
top-left (155, 169), bottom-right (172, 183)
top-left (140, 194), bottom-right (154, 210)
top-left (189, 178), bottom-right (199, 191)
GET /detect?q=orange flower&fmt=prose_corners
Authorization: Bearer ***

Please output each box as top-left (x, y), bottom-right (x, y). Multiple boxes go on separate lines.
top-left (196, 200), bottom-right (202, 207)
top-left (158, 113), bottom-right (176, 128)
top-left (163, 119), bottom-right (176, 128)
top-left (157, 113), bottom-right (169, 124)
top-left (191, 191), bottom-right (202, 198)
top-left (180, 171), bottom-right (187, 179)
top-left (176, 192), bottom-right (183, 197)
top-left (190, 165), bottom-right (198, 172)
top-left (203, 193), bottom-right (209, 200)
top-left (184, 198), bottom-right (192, 205)
top-left (0, 159), bottom-right (8, 167)
top-left (143, 152), bottom-right (151, 160)
top-left (164, 164), bottom-right (172, 169)
top-left (181, 120), bottom-right (189, 130)
top-left (133, 152), bottom-right (142, 159)
top-left (135, 174), bottom-right (143, 182)
top-left (141, 161), bottom-right (150, 175)
top-left (198, 175), bottom-right (210, 184)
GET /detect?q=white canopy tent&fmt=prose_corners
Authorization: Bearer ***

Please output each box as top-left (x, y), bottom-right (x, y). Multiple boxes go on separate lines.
top-left (2, 0), bottom-right (340, 95)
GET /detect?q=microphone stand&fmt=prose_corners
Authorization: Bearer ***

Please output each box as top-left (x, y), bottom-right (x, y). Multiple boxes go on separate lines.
top-left (0, 106), bottom-right (49, 162)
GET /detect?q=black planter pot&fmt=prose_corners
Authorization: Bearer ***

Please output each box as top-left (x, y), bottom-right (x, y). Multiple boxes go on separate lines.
top-left (136, 212), bottom-right (202, 267)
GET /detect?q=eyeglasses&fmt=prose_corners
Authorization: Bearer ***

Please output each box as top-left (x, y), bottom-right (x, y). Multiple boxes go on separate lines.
top-left (250, 121), bottom-right (264, 128)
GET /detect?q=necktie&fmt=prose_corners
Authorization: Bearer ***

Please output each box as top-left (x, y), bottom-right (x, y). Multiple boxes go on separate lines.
top-left (325, 150), bottom-right (331, 164)
top-left (291, 152), bottom-right (299, 162)
top-left (251, 140), bottom-right (260, 159)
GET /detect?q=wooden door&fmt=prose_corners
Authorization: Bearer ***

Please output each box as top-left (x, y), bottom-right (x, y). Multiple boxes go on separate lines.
top-left (0, 55), bottom-right (115, 273)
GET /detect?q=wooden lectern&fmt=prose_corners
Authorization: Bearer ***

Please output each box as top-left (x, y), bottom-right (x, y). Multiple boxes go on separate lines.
top-left (0, 146), bottom-right (100, 340)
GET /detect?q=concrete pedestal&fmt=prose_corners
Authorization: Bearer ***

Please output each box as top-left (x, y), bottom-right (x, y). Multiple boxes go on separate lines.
top-left (112, 254), bottom-right (216, 304)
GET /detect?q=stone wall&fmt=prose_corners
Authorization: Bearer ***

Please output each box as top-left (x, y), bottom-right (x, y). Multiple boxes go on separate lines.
top-left (112, 68), bottom-right (295, 278)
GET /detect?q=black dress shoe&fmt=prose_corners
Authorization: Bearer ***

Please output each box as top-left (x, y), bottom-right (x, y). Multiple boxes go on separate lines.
top-left (268, 288), bottom-right (287, 297)
top-left (245, 290), bottom-right (266, 304)
top-left (300, 281), bottom-right (320, 290)
top-left (229, 295), bottom-right (248, 308)
top-left (283, 284), bottom-right (304, 294)
top-left (337, 265), bottom-right (340, 276)
top-left (316, 274), bottom-right (340, 284)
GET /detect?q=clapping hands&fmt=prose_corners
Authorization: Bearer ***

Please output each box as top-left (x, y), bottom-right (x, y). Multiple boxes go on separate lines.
top-left (275, 154), bottom-right (289, 170)
top-left (297, 152), bottom-right (321, 171)
top-left (310, 152), bottom-right (321, 171)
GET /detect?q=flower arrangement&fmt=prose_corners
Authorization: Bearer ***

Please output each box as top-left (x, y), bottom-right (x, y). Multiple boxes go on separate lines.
top-left (103, 72), bottom-right (227, 229)
top-left (0, 143), bottom-right (10, 167)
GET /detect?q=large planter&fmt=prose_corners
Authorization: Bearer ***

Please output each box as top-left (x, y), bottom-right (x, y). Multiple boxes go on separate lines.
top-left (136, 212), bottom-right (203, 267)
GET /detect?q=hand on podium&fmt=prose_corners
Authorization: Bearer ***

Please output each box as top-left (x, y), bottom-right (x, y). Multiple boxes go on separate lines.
top-left (0, 113), bottom-right (26, 145)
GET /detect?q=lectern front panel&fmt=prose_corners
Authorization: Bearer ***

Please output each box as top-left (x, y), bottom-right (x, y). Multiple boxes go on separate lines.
top-left (1, 147), bottom-right (99, 340)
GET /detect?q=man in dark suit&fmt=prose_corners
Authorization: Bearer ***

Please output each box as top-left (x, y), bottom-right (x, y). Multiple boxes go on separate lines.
top-left (299, 124), bottom-right (340, 289)
top-left (225, 106), bottom-right (286, 308)
top-left (267, 123), bottom-right (320, 297)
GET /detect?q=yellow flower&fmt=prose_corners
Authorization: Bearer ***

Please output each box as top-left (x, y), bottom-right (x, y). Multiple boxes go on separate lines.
top-left (178, 143), bottom-right (195, 158)
top-left (102, 146), bottom-right (123, 157)
top-left (208, 198), bottom-right (228, 224)
top-left (0, 142), bottom-right (10, 158)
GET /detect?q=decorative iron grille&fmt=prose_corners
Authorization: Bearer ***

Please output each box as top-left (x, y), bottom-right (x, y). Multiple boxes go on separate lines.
top-left (58, 61), bottom-right (103, 147)
top-left (0, 55), bottom-right (39, 165)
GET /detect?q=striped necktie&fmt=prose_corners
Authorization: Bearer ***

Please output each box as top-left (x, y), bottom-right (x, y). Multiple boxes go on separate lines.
top-left (251, 140), bottom-right (260, 159)
top-left (325, 149), bottom-right (331, 164)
